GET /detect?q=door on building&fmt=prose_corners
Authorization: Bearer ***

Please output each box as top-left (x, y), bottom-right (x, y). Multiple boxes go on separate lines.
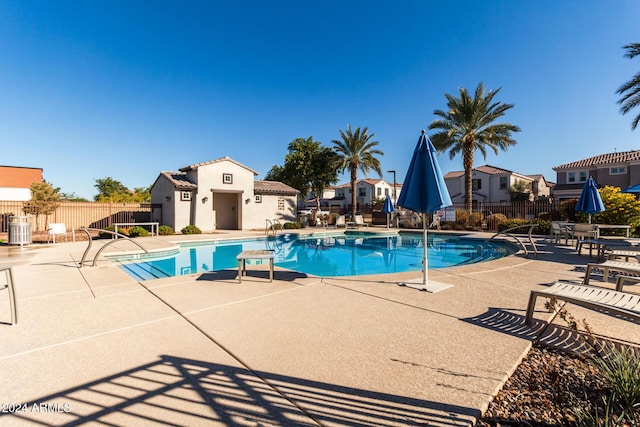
top-left (213, 192), bottom-right (239, 229)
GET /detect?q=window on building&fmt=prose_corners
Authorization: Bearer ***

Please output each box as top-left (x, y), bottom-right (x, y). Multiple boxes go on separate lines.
top-left (180, 191), bottom-right (191, 201)
top-left (472, 179), bottom-right (482, 190)
top-left (255, 195), bottom-right (262, 203)
top-left (377, 187), bottom-right (381, 196)
top-left (610, 166), bottom-right (627, 175)
top-left (278, 196), bottom-right (285, 211)
top-left (568, 171), bottom-right (588, 183)
top-left (359, 188), bottom-right (366, 197)
top-left (579, 171), bottom-right (588, 182)
top-left (499, 176), bottom-right (508, 190)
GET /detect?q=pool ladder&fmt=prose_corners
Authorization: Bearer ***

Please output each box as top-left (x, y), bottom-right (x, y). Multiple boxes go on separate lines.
top-left (265, 219), bottom-right (282, 235)
top-left (484, 223), bottom-right (539, 257)
top-left (78, 227), bottom-right (150, 267)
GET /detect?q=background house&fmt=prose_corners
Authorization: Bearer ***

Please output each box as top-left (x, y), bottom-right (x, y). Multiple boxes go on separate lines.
top-left (0, 165), bottom-right (43, 201)
top-left (553, 150), bottom-right (640, 200)
top-left (443, 165), bottom-right (551, 204)
top-left (151, 157), bottom-right (298, 232)
top-left (325, 179), bottom-right (402, 212)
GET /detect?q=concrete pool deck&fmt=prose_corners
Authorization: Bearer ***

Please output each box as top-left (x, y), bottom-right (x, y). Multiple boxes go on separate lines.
top-left (0, 229), bottom-right (638, 426)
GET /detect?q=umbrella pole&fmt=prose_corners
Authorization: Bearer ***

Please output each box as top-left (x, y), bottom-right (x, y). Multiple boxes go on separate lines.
top-left (423, 213), bottom-right (428, 286)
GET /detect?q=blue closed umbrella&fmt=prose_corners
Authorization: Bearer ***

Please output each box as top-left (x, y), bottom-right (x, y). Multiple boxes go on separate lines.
top-left (397, 130), bottom-right (453, 292)
top-left (622, 183), bottom-right (640, 194)
top-left (575, 177), bottom-right (605, 223)
top-left (382, 194), bottom-right (394, 228)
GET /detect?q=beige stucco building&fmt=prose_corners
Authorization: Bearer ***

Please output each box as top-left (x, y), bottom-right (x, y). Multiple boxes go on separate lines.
top-left (150, 157), bottom-right (299, 232)
top-left (444, 165), bottom-right (552, 204)
top-left (553, 150), bottom-right (640, 200)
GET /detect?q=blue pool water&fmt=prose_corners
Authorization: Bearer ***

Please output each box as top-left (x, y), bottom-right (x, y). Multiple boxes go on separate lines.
top-left (114, 232), bottom-right (517, 281)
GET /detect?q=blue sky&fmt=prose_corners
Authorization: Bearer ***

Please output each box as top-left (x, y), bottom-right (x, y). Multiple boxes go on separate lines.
top-left (1, 1), bottom-right (639, 199)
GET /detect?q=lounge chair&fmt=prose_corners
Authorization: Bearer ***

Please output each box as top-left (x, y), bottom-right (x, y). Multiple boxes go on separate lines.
top-left (353, 215), bottom-right (369, 228)
top-left (606, 247), bottom-right (640, 262)
top-left (335, 215), bottom-right (346, 228)
top-left (583, 260), bottom-right (640, 287)
top-left (615, 275), bottom-right (640, 291)
top-left (526, 281), bottom-right (640, 326)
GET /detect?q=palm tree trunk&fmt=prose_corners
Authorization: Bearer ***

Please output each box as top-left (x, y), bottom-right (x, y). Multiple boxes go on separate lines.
top-left (463, 144), bottom-right (474, 214)
top-left (351, 167), bottom-right (357, 218)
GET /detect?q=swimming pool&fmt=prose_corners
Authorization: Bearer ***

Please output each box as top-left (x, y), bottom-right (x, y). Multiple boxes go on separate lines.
top-left (114, 232), bottom-right (518, 281)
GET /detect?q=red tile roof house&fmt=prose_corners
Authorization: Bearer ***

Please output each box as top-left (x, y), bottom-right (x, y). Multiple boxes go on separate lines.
top-left (0, 165), bottom-right (43, 201)
top-left (150, 157), bottom-right (299, 232)
top-left (443, 165), bottom-right (552, 204)
top-left (553, 150), bottom-right (640, 201)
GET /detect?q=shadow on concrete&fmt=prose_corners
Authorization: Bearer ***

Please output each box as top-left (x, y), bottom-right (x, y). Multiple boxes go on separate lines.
top-left (461, 307), bottom-right (593, 354)
top-left (1, 355), bottom-right (480, 426)
top-left (196, 269), bottom-right (309, 283)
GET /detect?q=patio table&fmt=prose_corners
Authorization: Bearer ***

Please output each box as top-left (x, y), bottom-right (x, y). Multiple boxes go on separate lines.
top-left (236, 250), bottom-right (275, 283)
top-left (595, 224), bottom-right (631, 238)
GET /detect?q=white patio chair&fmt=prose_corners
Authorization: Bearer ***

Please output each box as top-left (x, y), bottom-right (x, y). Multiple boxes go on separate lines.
top-left (354, 215), bottom-right (369, 228)
top-left (47, 223), bottom-right (69, 243)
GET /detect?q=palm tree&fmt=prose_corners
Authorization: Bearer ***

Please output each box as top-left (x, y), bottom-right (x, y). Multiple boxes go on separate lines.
top-left (332, 125), bottom-right (384, 218)
top-left (617, 43), bottom-right (640, 130)
top-left (429, 83), bottom-right (521, 213)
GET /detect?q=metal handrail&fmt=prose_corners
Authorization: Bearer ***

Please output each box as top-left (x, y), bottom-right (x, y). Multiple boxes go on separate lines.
top-left (484, 223), bottom-right (539, 256)
top-left (265, 219), bottom-right (282, 236)
top-left (79, 228), bottom-right (149, 268)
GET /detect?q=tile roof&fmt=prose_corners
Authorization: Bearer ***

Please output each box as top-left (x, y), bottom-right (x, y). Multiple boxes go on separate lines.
top-left (179, 156), bottom-right (259, 175)
top-left (553, 150), bottom-right (640, 170)
top-left (159, 171), bottom-right (198, 190)
top-left (254, 180), bottom-right (299, 195)
top-left (475, 165), bottom-right (513, 175)
top-left (444, 164), bottom-right (513, 178)
top-left (443, 171), bottom-right (464, 178)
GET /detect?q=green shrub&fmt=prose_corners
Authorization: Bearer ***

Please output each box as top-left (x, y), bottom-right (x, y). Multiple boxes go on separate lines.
top-left (497, 218), bottom-right (531, 232)
top-left (158, 225), bottom-right (174, 235)
top-left (181, 225), bottom-right (201, 234)
top-left (593, 344), bottom-right (640, 415)
top-left (455, 209), bottom-right (469, 227)
top-left (485, 213), bottom-right (507, 231)
top-left (538, 212), bottom-right (552, 221)
top-left (469, 212), bottom-right (484, 227)
top-left (283, 222), bottom-right (302, 229)
top-left (559, 199), bottom-right (579, 222)
top-left (98, 225), bottom-right (128, 239)
top-left (549, 302), bottom-right (640, 425)
top-left (128, 226), bottom-right (149, 238)
top-left (534, 219), bottom-right (550, 236)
